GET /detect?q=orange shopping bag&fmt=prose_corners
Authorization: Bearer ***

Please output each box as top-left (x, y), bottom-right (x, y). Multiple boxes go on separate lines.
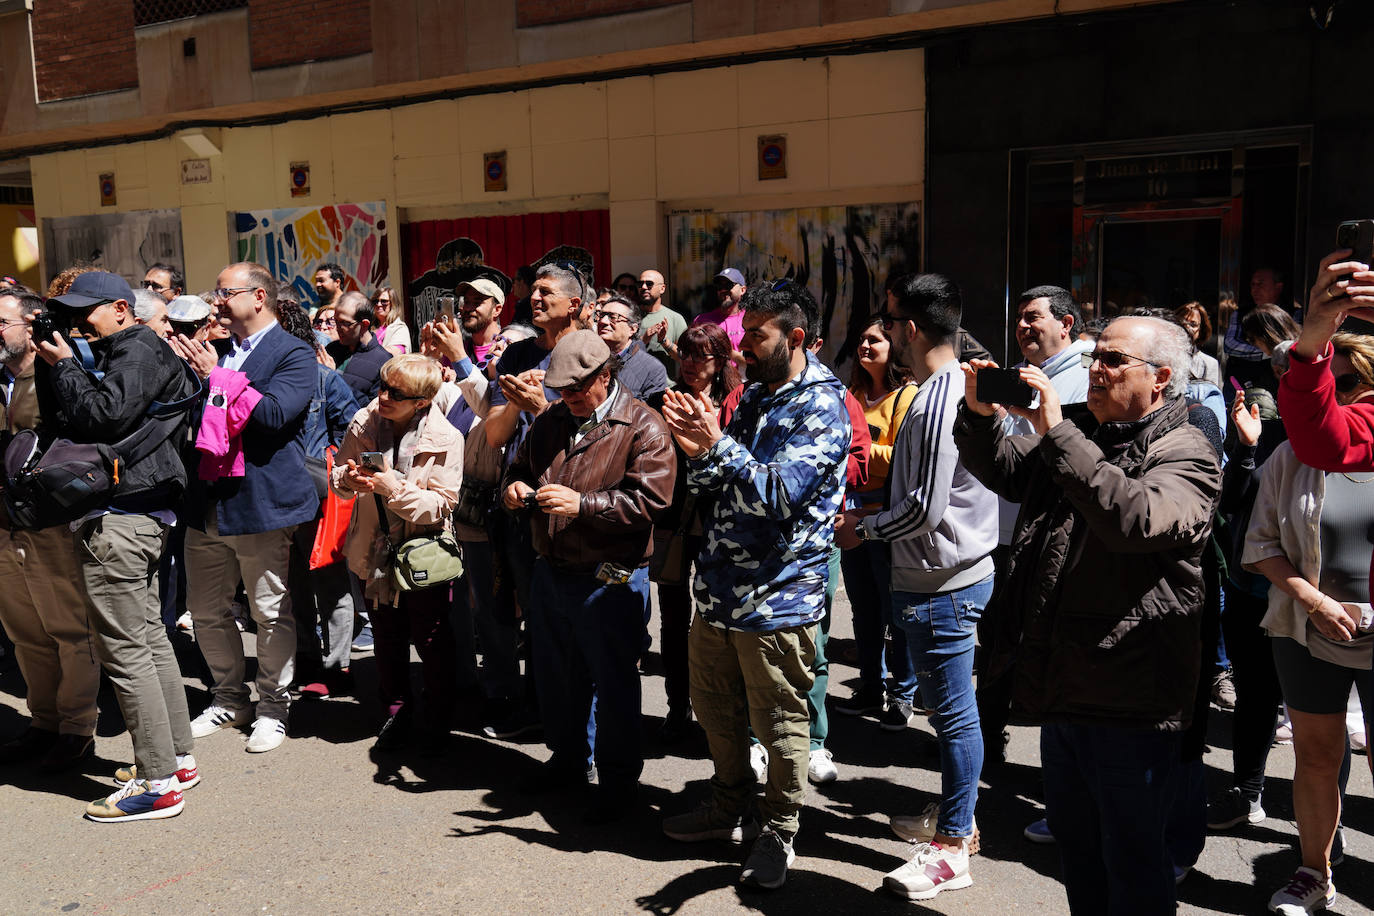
top-left (309, 448), bottom-right (353, 569)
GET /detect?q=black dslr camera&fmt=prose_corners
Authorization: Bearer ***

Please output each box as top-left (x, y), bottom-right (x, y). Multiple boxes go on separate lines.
top-left (29, 310), bottom-right (61, 346)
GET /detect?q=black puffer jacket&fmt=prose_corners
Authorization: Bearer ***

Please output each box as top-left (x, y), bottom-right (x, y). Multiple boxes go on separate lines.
top-left (40, 323), bottom-right (198, 513)
top-left (954, 397), bottom-right (1221, 732)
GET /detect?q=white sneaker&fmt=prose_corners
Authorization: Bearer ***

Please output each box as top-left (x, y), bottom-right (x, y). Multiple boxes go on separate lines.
top-left (245, 717), bottom-right (286, 753)
top-left (1267, 866), bottom-right (1335, 914)
top-left (749, 743), bottom-right (768, 783)
top-left (884, 841), bottom-right (973, 901)
top-left (890, 801), bottom-right (981, 854)
top-left (807, 748), bottom-right (838, 784)
top-left (189, 705), bottom-right (251, 738)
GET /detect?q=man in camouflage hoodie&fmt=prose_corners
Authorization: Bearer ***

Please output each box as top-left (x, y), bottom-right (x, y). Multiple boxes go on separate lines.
top-left (659, 280), bottom-right (850, 890)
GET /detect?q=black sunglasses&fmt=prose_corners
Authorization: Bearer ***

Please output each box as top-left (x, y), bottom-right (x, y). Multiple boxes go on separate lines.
top-left (1335, 373), bottom-right (1366, 394)
top-left (1080, 349), bottom-right (1161, 370)
top-left (379, 382), bottom-right (423, 402)
top-left (877, 310), bottom-right (905, 331)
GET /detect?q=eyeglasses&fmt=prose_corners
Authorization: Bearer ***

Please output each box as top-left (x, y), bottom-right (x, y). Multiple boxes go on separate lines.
top-left (312, 318), bottom-right (336, 329)
top-left (212, 286), bottom-right (255, 302)
top-left (877, 310), bottom-right (905, 331)
top-left (142, 280), bottom-right (169, 292)
top-left (378, 382), bottom-right (423, 401)
top-left (0, 318), bottom-right (25, 329)
top-left (334, 317), bottom-right (359, 329)
top-left (593, 310), bottom-right (632, 326)
top-left (680, 351), bottom-right (717, 365)
top-left (1334, 373), bottom-right (1366, 394)
top-left (637, 280), bottom-right (657, 288)
top-left (1080, 350), bottom-right (1161, 370)
top-left (770, 278), bottom-right (797, 292)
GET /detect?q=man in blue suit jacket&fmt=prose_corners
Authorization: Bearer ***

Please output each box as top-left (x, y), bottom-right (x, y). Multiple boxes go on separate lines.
top-left (169, 262), bottom-right (318, 754)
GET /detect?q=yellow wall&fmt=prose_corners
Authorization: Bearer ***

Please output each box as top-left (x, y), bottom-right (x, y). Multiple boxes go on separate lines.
top-left (30, 49), bottom-right (925, 291)
top-left (0, 204), bottom-right (39, 289)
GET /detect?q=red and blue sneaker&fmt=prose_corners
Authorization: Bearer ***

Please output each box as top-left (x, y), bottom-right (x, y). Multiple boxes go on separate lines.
top-left (85, 779), bottom-right (184, 823)
top-left (112, 755), bottom-right (200, 790)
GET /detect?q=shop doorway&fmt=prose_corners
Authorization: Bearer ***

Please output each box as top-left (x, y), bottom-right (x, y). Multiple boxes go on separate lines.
top-left (1008, 130), bottom-right (1309, 361)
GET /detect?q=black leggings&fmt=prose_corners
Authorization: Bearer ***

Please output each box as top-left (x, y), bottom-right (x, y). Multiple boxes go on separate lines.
top-left (1220, 582), bottom-right (1283, 801)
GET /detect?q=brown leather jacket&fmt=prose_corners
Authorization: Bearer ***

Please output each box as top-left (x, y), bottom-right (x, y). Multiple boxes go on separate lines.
top-left (505, 383), bottom-right (676, 572)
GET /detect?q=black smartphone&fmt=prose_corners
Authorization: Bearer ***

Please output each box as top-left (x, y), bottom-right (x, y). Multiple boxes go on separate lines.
top-left (359, 451), bottom-right (386, 472)
top-left (976, 367), bottom-right (1034, 408)
top-left (522, 492), bottom-right (541, 510)
top-left (1337, 220), bottom-right (1374, 286)
top-left (1337, 220), bottom-right (1374, 264)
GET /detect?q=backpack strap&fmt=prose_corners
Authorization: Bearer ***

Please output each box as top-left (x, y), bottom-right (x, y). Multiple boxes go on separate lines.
top-left (111, 361), bottom-right (204, 467)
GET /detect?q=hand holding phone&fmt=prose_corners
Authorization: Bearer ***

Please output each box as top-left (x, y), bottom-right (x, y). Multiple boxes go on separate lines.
top-left (976, 368), bottom-right (1035, 408)
top-left (359, 451), bottom-right (387, 473)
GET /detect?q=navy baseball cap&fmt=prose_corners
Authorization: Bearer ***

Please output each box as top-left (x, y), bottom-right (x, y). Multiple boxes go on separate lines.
top-left (715, 267), bottom-right (745, 286)
top-left (50, 271), bottom-right (136, 309)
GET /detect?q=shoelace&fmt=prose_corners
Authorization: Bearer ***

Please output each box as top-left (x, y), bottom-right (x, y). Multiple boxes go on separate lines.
top-left (109, 778), bottom-right (146, 802)
top-left (1282, 870), bottom-right (1326, 899)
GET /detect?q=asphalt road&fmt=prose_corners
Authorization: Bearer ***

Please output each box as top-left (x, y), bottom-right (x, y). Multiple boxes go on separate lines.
top-left (0, 585), bottom-right (1370, 916)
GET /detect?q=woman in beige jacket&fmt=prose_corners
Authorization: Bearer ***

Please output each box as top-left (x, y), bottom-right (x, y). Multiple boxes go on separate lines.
top-left (330, 354), bottom-right (464, 754)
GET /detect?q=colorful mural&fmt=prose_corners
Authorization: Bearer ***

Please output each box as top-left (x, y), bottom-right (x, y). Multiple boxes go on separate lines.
top-left (41, 209), bottom-right (183, 289)
top-left (231, 201), bottom-right (389, 307)
top-left (668, 203), bottom-right (920, 368)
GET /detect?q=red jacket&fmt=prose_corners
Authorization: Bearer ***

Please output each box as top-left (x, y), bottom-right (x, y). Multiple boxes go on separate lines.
top-left (1278, 343), bottom-right (1374, 599)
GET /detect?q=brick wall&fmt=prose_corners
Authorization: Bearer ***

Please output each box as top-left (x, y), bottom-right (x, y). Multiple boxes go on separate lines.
top-left (247, 0), bottom-right (371, 70)
top-left (32, 0), bottom-right (139, 102)
top-left (517, 0), bottom-right (687, 28)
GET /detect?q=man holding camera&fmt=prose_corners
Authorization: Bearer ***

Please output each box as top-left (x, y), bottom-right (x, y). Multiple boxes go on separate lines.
top-left (0, 284), bottom-right (102, 772)
top-left (502, 330), bottom-right (676, 823)
top-left (32, 271), bottom-right (200, 821)
top-left (953, 315), bottom-right (1220, 914)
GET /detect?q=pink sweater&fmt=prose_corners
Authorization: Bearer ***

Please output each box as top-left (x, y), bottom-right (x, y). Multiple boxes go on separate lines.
top-left (197, 366), bottom-right (263, 480)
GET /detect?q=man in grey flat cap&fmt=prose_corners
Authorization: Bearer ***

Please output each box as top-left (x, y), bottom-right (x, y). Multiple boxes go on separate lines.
top-left (502, 329), bottom-right (676, 824)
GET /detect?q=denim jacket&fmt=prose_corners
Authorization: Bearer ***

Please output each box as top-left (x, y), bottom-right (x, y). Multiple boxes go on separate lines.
top-left (303, 364), bottom-right (359, 459)
top-left (688, 353), bottom-right (850, 632)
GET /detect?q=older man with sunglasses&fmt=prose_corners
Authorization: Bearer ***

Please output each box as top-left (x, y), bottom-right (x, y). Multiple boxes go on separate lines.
top-left (953, 315), bottom-right (1221, 915)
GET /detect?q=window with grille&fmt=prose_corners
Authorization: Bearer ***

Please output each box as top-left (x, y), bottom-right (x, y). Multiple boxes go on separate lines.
top-left (133, 0), bottom-right (246, 27)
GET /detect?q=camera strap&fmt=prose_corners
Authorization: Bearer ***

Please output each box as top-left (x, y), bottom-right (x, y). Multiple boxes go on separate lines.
top-left (71, 337), bottom-right (102, 380)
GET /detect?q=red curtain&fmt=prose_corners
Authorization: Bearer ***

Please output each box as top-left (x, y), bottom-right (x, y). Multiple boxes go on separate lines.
top-left (401, 209), bottom-right (612, 293)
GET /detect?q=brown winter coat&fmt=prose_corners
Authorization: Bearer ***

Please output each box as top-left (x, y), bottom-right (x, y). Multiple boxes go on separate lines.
top-left (954, 396), bottom-right (1221, 732)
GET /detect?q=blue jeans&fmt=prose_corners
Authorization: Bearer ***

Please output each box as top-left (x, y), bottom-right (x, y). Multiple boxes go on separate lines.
top-left (1041, 722), bottom-right (1182, 915)
top-left (891, 574), bottom-right (992, 838)
top-left (528, 558), bottom-right (648, 789)
top-left (841, 542), bottom-right (916, 702)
